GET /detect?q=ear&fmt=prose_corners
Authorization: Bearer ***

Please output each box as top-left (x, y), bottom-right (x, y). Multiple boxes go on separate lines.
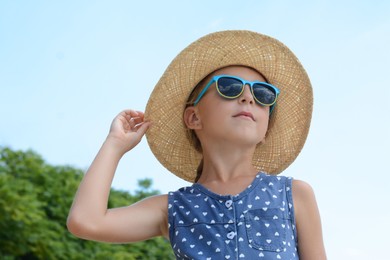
top-left (183, 106), bottom-right (202, 129)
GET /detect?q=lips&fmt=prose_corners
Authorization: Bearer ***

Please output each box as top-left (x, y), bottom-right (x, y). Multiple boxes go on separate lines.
top-left (233, 111), bottom-right (255, 121)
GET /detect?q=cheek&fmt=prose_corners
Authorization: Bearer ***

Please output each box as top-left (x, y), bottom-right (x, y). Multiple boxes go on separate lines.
top-left (258, 121), bottom-right (268, 139)
top-left (198, 97), bottom-right (226, 119)
top-left (257, 111), bottom-right (270, 139)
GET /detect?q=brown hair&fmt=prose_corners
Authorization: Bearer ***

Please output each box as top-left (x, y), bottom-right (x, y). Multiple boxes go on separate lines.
top-left (184, 76), bottom-right (210, 182)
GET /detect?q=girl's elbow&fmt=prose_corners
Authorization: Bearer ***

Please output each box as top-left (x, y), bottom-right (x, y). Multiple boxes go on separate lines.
top-left (66, 213), bottom-right (83, 237)
top-left (66, 213), bottom-right (97, 239)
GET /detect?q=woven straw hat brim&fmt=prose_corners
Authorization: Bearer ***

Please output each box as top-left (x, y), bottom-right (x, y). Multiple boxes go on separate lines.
top-left (145, 30), bottom-right (313, 182)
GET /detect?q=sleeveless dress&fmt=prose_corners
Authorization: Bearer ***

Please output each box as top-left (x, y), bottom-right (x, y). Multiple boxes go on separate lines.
top-left (168, 172), bottom-right (299, 260)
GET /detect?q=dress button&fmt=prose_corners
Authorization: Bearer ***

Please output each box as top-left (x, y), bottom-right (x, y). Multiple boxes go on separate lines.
top-left (227, 231), bottom-right (236, 239)
top-left (225, 200), bottom-right (233, 208)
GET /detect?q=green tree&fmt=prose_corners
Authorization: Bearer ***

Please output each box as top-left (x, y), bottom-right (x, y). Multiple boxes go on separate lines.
top-left (0, 147), bottom-right (174, 260)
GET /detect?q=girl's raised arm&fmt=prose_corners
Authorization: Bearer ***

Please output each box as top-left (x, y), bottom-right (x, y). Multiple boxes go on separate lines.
top-left (67, 110), bottom-right (168, 243)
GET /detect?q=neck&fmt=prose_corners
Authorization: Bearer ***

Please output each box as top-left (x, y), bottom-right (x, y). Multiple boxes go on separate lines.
top-left (198, 141), bottom-right (258, 184)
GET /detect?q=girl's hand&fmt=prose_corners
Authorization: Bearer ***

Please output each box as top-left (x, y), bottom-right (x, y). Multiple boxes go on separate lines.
top-left (106, 110), bottom-right (151, 154)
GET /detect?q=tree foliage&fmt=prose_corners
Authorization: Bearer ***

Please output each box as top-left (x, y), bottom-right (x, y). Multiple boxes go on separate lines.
top-left (0, 147), bottom-right (174, 260)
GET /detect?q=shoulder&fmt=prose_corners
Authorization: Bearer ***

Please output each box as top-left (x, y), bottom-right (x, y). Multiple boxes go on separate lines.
top-left (292, 179), bottom-right (315, 198)
top-left (133, 194), bottom-right (169, 225)
top-left (291, 179), bottom-right (321, 227)
top-left (291, 179), bottom-right (316, 210)
top-left (291, 180), bottom-right (327, 258)
top-left (168, 185), bottom-right (196, 199)
top-left (131, 194), bottom-right (169, 223)
top-left (259, 173), bottom-right (293, 191)
top-left (135, 194), bottom-right (169, 238)
top-left (260, 172), bottom-right (291, 183)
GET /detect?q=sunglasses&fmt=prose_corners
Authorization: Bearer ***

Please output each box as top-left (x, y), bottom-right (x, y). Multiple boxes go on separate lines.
top-left (193, 75), bottom-right (280, 112)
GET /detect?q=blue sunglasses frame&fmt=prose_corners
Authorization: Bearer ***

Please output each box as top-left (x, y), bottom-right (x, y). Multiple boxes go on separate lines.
top-left (193, 75), bottom-right (280, 113)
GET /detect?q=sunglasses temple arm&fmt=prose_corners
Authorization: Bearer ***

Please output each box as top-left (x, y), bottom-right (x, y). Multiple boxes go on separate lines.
top-left (269, 105), bottom-right (275, 114)
top-left (269, 89), bottom-right (280, 114)
top-left (193, 80), bottom-right (215, 105)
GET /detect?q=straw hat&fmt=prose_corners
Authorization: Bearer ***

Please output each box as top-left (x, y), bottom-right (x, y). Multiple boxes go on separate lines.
top-left (145, 30), bottom-right (313, 182)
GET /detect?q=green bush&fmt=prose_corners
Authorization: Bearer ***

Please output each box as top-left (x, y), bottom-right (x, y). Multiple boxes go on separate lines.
top-left (0, 147), bottom-right (174, 260)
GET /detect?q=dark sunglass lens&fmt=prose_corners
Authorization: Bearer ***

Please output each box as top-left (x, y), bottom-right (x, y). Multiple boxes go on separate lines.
top-left (217, 77), bottom-right (243, 97)
top-left (253, 84), bottom-right (276, 104)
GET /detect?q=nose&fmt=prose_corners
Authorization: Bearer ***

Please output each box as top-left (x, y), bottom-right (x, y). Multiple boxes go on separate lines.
top-left (238, 84), bottom-right (254, 104)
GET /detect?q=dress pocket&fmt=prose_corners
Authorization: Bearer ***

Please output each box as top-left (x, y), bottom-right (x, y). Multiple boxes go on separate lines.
top-left (244, 208), bottom-right (289, 252)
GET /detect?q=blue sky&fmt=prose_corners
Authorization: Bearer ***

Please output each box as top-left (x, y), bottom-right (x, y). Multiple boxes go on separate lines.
top-left (1, 1), bottom-right (389, 259)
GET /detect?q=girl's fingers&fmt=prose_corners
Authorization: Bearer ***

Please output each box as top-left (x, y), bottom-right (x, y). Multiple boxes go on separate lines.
top-left (129, 110), bottom-right (145, 118)
top-left (132, 116), bottom-right (145, 125)
top-left (122, 110), bottom-right (145, 121)
top-left (113, 110), bottom-right (150, 136)
top-left (134, 121), bottom-right (151, 136)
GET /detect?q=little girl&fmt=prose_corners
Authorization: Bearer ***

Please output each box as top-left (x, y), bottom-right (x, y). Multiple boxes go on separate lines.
top-left (68, 30), bottom-right (326, 259)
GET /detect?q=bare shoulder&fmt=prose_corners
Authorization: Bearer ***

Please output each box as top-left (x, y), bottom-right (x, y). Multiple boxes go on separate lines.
top-left (291, 179), bottom-right (318, 222)
top-left (291, 179), bottom-right (327, 259)
top-left (130, 193), bottom-right (169, 238)
top-left (107, 193), bottom-right (169, 242)
top-left (292, 179), bottom-right (315, 198)
top-left (292, 178), bottom-right (315, 201)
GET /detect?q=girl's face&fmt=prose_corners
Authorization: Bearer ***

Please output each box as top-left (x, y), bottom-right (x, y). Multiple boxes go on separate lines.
top-left (185, 66), bottom-right (270, 148)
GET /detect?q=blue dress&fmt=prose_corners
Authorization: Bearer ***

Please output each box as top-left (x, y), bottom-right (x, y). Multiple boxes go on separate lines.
top-left (168, 172), bottom-right (299, 259)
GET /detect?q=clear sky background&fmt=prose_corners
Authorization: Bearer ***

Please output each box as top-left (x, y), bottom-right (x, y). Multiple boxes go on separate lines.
top-left (1, 1), bottom-right (389, 259)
